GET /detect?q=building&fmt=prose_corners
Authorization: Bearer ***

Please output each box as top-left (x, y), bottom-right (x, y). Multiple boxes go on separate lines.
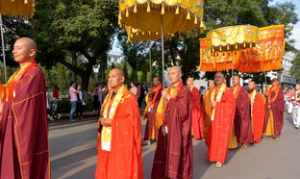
top-left (279, 52), bottom-right (297, 87)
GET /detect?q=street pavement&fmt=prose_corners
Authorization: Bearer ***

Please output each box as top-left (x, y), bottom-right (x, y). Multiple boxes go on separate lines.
top-left (49, 114), bottom-right (300, 179)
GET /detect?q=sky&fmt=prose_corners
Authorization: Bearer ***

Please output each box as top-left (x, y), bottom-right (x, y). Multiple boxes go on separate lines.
top-left (110, 0), bottom-right (300, 55)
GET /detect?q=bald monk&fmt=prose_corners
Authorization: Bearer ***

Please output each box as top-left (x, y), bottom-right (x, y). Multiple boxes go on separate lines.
top-left (264, 79), bottom-right (285, 139)
top-left (95, 68), bottom-right (144, 179)
top-left (208, 72), bottom-right (235, 167)
top-left (231, 75), bottom-right (251, 147)
top-left (0, 37), bottom-right (50, 179)
top-left (186, 76), bottom-right (204, 140)
top-left (152, 66), bottom-right (192, 179)
top-left (203, 80), bottom-right (215, 143)
top-left (248, 80), bottom-right (266, 143)
top-left (144, 77), bottom-right (162, 143)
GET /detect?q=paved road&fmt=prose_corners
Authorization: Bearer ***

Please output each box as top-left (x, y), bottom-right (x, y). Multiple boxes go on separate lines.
top-left (49, 114), bottom-right (300, 179)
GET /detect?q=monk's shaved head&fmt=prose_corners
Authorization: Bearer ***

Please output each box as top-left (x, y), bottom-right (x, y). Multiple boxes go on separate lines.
top-left (168, 66), bottom-right (182, 85)
top-left (15, 37), bottom-right (37, 50)
top-left (108, 68), bottom-right (125, 90)
top-left (214, 72), bottom-right (226, 86)
top-left (13, 37), bottom-right (37, 63)
top-left (110, 68), bottom-right (124, 77)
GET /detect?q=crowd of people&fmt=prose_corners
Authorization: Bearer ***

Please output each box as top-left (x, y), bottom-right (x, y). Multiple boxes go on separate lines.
top-left (0, 37), bottom-right (298, 179)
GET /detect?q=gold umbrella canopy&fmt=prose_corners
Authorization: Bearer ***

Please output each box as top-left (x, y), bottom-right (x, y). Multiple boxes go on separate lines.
top-left (125, 26), bottom-right (174, 42)
top-left (119, 0), bottom-right (205, 36)
top-left (0, 0), bottom-right (35, 17)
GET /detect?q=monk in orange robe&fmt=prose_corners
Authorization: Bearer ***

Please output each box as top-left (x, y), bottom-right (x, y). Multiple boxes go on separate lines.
top-left (231, 76), bottom-right (251, 146)
top-left (0, 37), bottom-right (50, 179)
top-left (208, 72), bottom-right (235, 167)
top-left (264, 78), bottom-right (285, 139)
top-left (203, 80), bottom-right (215, 143)
top-left (248, 80), bottom-right (266, 144)
top-left (95, 68), bottom-right (144, 179)
top-left (186, 76), bottom-right (204, 140)
top-left (152, 66), bottom-right (192, 179)
top-left (144, 77), bottom-right (162, 143)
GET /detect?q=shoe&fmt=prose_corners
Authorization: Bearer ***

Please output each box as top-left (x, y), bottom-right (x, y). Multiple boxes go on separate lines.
top-left (216, 162), bottom-right (223, 168)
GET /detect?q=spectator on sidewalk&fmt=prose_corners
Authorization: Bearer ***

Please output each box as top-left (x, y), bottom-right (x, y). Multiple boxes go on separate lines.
top-left (69, 82), bottom-right (79, 121)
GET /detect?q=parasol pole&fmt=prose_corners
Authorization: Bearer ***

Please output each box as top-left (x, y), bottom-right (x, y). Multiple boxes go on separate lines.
top-left (0, 14), bottom-right (7, 82)
top-left (160, 15), bottom-right (165, 87)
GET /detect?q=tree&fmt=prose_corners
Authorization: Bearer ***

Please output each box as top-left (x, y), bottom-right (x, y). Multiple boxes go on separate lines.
top-left (291, 52), bottom-right (300, 81)
top-left (32, 0), bottom-right (118, 90)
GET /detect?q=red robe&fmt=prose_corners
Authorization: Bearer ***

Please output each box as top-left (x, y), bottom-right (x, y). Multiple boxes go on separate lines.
top-left (152, 83), bottom-right (192, 179)
top-left (95, 89), bottom-right (144, 179)
top-left (232, 86), bottom-right (252, 145)
top-left (264, 87), bottom-right (285, 138)
top-left (144, 84), bottom-right (162, 141)
top-left (190, 87), bottom-right (204, 140)
top-left (250, 92), bottom-right (266, 143)
top-left (208, 86), bottom-right (235, 164)
top-left (0, 63), bottom-right (50, 179)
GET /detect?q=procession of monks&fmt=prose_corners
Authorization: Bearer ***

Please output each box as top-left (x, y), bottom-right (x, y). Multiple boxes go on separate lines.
top-left (0, 37), bottom-right (285, 179)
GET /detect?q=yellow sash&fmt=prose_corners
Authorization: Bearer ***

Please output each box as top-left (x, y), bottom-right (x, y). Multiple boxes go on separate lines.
top-left (101, 85), bottom-right (126, 151)
top-left (210, 83), bottom-right (226, 121)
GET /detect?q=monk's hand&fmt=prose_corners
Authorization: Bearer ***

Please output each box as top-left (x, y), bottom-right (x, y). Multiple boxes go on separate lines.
top-left (162, 90), bottom-right (170, 100)
top-left (211, 100), bottom-right (217, 108)
top-left (100, 118), bottom-right (112, 127)
top-left (162, 126), bottom-right (168, 136)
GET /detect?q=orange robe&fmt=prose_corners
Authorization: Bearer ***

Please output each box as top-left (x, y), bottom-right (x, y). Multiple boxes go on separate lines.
top-left (0, 62), bottom-right (50, 179)
top-left (191, 87), bottom-right (204, 140)
top-left (249, 91), bottom-right (266, 143)
top-left (208, 84), bottom-right (236, 164)
top-left (95, 87), bottom-right (144, 179)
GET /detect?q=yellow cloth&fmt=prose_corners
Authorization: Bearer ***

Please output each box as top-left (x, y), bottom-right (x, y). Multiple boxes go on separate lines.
top-left (228, 127), bottom-right (239, 149)
top-left (119, 0), bottom-right (205, 42)
top-left (100, 85), bottom-right (127, 151)
top-left (0, 0), bottom-right (35, 17)
top-left (264, 111), bottom-right (275, 137)
top-left (200, 25), bottom-right (285, 73)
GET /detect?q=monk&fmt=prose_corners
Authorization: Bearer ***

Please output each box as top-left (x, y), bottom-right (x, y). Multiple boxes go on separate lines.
top-left (248, 80), bottom-right (266, 144)
top-left (186, 76), bottom-right (204, 140)
top-left (208, 72), bottom-right (235, 167)
top-left (152, 66), bottom-right (192, 179)
top-left (95, 68), bottom-right (143, 179)
top-left (0, 37), bottom-right (50, 179)
top-left (203, 80), bottom-right (215, 143)
top-left (231, 75), bottom-right (251, 147)
top-left (264, 78), bottom-right (285, 139)
top-left (144, 77), bottom-right (162, 144)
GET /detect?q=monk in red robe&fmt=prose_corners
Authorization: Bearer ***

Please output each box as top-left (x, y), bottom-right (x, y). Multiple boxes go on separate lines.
top-left (152, 66), bottom-right (192, 179)
top-left (264, 79), bottom-right (285, 139)
top-left (208, 72), bottom-right (235, 167)
top-left (248, 80), bottom-right (266, 144)
top-left (95, 68), bottom-right (143, 179)
top-left (186, 76), bottom-right (204, 140)
top-left (231, 75), bottom-right (251, 146)
top-left (0, 37), bottom-right (50, 179)
top-left (144, 77), bottom-right (162, 143)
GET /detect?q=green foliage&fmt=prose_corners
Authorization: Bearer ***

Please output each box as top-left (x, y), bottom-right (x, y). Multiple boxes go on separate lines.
top-left (290, 52), bottom-right (300, 81)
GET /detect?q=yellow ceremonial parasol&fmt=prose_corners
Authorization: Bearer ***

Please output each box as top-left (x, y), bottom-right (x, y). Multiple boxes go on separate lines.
top-left (0, 0), bottom-right (36, 81)
top-left (119, 0), bottom-right (205, 82)
top-left (0, 0), bottom-right (36, 17)
top-left (199, 24), bottom-right (285, 73)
